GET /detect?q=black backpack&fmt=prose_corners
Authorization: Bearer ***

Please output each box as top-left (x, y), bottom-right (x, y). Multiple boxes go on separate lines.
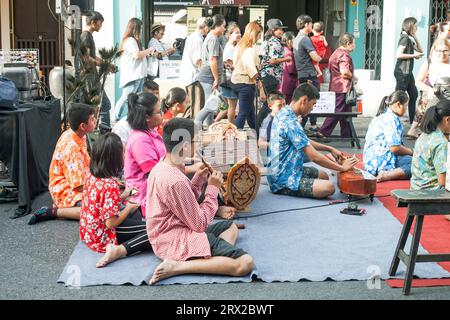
top-left (0, 76), bottom-right (18, 109)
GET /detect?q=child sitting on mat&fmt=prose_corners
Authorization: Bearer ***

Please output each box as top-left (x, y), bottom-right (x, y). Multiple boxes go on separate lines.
top-left (268, 83), bottom-right (358, 199)
top-left (258, 91), bottom-right (286, 155)
top-left (157, 87), bottom-right (190, 136)
top-left (29, 103), bottom-right (96, 225)
top-left (364, 91), bottom-right (413, 182)
top-left (146, 118), bottom-right (253, 285)
top-left (411, 100), bottom-right (450, 221)
top-left (80, 132), bottom-right (152, 268)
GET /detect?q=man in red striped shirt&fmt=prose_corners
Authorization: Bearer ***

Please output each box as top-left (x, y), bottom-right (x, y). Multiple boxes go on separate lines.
top-left (146, 118), bottom-right (254, 285)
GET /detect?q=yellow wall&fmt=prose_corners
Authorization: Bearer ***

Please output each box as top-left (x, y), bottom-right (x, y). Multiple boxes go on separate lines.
top-left (0, 0), bottom-right (11, 49)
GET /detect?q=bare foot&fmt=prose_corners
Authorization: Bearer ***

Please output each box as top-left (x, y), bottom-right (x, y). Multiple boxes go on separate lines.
top-left (376, 171), bottom-right (390, 183)
top-left (96, 244), bottom-right (126, 268)
top-left (149, 259), bottom-right (179, 285)
top-left (445, 215), bottom-right (450, 222)
top-left (217, 206), bottom-right (237, 220)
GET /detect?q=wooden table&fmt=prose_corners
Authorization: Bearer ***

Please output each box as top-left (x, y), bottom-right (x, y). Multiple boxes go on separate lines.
top-left (311, 112), bottom-right (362, 148)
top-left (389, 189), bottom-right (450, 295)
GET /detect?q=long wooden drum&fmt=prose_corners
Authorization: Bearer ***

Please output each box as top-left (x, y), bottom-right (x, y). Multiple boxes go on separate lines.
top-left (337, 169), bottom-right (377, 200)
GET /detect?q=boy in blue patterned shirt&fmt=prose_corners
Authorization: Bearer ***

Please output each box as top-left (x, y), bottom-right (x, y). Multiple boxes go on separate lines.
top-left (268, 83), bottom-right (358, 199)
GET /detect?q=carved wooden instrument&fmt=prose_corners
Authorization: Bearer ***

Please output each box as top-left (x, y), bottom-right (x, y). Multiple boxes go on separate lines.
top-left (223, 157), bottom-right (261, 211)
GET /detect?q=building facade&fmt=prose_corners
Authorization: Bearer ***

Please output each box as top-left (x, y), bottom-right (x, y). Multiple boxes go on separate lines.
top-left (0, 0), bottom-right (448, 106)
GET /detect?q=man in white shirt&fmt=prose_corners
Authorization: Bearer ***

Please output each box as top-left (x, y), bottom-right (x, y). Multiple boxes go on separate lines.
top-left (179, 17), bottom-right (210, 87)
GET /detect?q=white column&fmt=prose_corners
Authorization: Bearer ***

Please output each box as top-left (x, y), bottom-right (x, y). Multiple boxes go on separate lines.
top-left (93, 0), bottom-right (116, 106)
top-left (380, 0), bottom-right (398, 85)
top-left (1, 0), bottom-right (11, 50)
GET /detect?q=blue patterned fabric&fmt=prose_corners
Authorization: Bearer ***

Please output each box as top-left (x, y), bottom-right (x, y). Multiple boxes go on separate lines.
top-left (411, 129), bottom-right (448, 190)
top-left (268, 106), bottom-right (310, 192)
top-left (363, 109), bottom-right (404, 176)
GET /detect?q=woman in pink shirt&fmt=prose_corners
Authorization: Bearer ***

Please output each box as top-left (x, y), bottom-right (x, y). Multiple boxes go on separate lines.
top-left (147, 118), bottom-right (254, 285)
top-left (124, 92), bottom-right (166, 218)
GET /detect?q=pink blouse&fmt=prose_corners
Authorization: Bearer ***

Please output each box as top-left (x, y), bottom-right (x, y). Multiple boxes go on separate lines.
top-left (146, 161), bottom-right (219, 261)
top-left (124, 129), bottom-right (166, 218)
top-left (328, 48), bottom-right (354, 94)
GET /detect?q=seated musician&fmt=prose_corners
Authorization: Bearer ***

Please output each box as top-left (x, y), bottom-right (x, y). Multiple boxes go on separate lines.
top-left (411, 100), bottom-right (450, 221)
top-left (157, 87), bottom-right (190, 136)
top-left (147, 118), bottom-right (254, 285)
top-left (268, 83), bottom-right (358, 199)
top-left (364, 91), bottom-right (413, 182)
top-left (29, 103), bottom-right (96, 225)
top-left (125, 91), bottom-right (235, 220)
top-left (258, 91), bottom-right (286, 161)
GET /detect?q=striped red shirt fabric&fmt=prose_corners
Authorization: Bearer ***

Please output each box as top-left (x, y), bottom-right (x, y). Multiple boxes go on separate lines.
top-left (146, 161), bottom-right (219, 261)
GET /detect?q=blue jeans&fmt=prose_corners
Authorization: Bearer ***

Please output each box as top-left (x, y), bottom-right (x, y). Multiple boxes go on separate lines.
top-left (233, 83), bottom-right (256, 130)
top-left (114, 78), bottom-right (145, 121)
top-left (195, 82), bottom-right (215, 128)
top-left (99, 90), bottom-right (111, 128)
top-left (395, 155), bottom-right (412, 178)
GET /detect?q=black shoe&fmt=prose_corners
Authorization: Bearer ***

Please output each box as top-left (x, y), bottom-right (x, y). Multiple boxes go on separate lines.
top-left (28, 206), bottom-right (57, 225)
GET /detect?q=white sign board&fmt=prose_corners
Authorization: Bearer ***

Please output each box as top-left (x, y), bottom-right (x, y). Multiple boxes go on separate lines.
top-left (159, 60), bottom-right (181, 80)
top-left (311, 92), bottom-right (336, 114)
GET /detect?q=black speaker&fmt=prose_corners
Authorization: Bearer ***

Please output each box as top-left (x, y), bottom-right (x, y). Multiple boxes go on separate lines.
top-left (69, 0), bottom-right (94, 13)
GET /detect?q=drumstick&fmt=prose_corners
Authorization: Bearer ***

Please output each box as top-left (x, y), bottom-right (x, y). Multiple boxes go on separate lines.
top-left (201, 156), bottom-right (214, 174)
top-left (201, 156), bottom-right (227, 194)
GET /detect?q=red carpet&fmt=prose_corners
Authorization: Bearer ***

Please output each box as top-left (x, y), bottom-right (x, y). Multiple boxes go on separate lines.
top-left (375, 179), bottom-right (450, 288)
top-left (352, 155), bottom-right (450, 288)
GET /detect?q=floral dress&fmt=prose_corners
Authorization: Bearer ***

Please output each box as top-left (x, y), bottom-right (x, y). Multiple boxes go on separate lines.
top-left (80, 174), bottom-right (121, 253)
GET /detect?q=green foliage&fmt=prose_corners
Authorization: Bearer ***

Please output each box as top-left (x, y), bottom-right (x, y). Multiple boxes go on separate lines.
top-left (66, 39), bottom-right (122, 106)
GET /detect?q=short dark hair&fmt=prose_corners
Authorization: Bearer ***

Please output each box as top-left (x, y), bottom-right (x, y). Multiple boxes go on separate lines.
top-left (90, 132), bottom-right (124, 179)
top-left (292, 83), bottom-right (320, 101)
top-left (292, 83), bottom-right (320, 102)
top-left (268, 91), bottom-right (285, 104)
top-left (211, 14), bottom-right (226, 30)
top-left (67, 103), bottom-right (95, 131)
top-left (402, 17), bottom-right (417, 35)
top-left (127, 92), bottom-right (159, 131)
top-left (143, 79), bottom-right (159, 92)
top-left (162, 118), bottom-right (195, 153)
top-left (86, 11), bottom-right (104, 25)
top-left (296, 15), bottom-right (313, 31)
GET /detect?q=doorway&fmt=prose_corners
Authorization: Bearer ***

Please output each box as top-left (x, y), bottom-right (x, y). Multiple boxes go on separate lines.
top-left (11, 0), bottom-right (60, 86)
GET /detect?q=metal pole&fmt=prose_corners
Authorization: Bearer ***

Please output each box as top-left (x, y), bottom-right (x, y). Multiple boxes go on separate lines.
top-left (61, 15), bottom-right (67, 131)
